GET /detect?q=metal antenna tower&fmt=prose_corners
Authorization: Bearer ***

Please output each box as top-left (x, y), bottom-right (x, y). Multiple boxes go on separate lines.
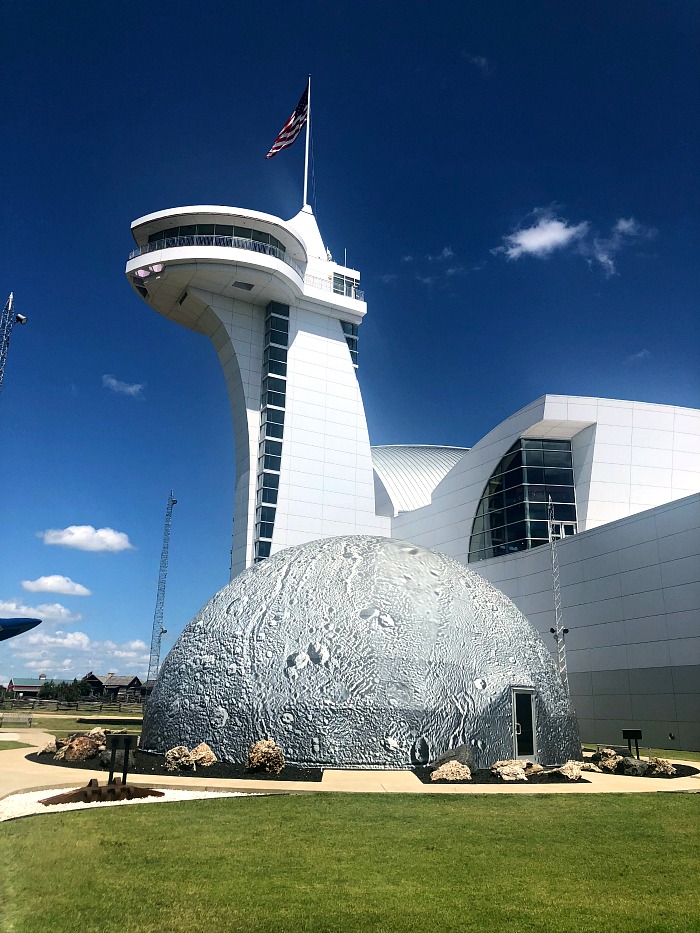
top-left (0, 294), bottom-right (28, 395)
top-left (548, 495), bottom-right (570, 693)
top-left (147, 490), bottom-right (177, 681)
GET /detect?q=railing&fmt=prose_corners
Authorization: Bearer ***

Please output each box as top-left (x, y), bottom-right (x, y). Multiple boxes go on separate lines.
top-left (129, 235), bottom-right (305, 279)
top-left (304, 274), bottom-right (364, 301)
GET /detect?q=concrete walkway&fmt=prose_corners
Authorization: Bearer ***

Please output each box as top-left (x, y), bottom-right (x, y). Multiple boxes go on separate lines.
top-left (2, 728), bottom-right (699, 802)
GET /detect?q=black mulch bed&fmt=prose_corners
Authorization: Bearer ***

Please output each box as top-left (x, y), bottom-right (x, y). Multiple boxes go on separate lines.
top-left (415, 761), bottom-right (699, 784)
top-left (414, 767), bottom-right (592, 785)
top-left (25, 750), bottom-right (324, 783)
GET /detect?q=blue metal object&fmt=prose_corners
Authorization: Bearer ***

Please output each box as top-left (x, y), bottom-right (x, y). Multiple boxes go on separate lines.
top-left (0, 618), bottom-right (42, 642)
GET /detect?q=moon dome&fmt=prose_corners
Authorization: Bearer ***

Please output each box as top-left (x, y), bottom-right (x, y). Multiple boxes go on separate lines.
top-left (142, 536), bottom-right (580, 768)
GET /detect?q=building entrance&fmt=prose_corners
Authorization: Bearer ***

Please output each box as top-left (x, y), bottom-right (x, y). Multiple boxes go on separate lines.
top-left (512, 688), bottom-right (537, 760)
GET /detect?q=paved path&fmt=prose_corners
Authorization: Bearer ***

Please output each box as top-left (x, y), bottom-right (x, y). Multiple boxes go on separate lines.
top-left (2, 728), bottom-right (699, 801)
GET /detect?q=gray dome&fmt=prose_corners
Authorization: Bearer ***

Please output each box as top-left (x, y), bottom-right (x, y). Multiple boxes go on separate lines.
top-left (142, 536), bottom-right (579, 769)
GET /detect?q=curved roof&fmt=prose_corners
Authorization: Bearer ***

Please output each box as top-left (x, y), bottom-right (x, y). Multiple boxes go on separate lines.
top-left (371, 445), bottom-right (468, 514)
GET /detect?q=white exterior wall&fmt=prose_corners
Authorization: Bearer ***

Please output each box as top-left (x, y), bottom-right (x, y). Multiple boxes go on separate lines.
top-left (275, 304), bottom-right (387, 552)
top-left (392, 395), bottom-right (700, 564)
top-left (473, 493), bottom-right (700, 750)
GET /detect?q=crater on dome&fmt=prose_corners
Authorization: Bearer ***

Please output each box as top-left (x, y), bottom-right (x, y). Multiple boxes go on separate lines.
top-left (142, 536), bottom-right (580, 769)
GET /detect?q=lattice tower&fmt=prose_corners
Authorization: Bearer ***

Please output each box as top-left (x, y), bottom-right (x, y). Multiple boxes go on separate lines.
top-left (147, 490), bottom-right (177, 681)
top-left (0, 294), bottom-right (27, 395)
top-left (548, 495), bottom-right (570, 693)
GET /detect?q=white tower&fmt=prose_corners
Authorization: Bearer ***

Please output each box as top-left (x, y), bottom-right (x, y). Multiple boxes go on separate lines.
top-left (126, 205), bottom-right (387, 577)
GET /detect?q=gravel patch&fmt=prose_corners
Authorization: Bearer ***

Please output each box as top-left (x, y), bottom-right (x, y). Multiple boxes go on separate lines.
top-left (0, 787), bottom-right (259, 822)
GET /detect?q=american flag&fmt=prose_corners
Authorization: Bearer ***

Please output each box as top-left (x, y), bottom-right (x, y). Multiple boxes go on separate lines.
top-left (266, 86), bottom-right (309, 159)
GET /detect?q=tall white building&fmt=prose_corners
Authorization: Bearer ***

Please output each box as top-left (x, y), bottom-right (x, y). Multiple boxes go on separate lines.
top-left (126, 205), bottom-right (386, 576)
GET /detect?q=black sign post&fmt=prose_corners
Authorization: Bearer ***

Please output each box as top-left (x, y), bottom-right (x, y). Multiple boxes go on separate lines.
top-left (106, 733), bottom-right (139, 784)
top-left (622, 728), bottom-right (643, 759)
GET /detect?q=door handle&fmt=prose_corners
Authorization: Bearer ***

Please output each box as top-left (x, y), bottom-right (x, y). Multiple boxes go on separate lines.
top-left (515, 723), bottom-right (522, 735)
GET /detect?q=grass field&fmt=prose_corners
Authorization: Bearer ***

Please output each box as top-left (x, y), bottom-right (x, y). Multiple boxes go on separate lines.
top-left (2, 794), bottom-right (699, 932)
top-left (0, 740), bottom-right (31, 751)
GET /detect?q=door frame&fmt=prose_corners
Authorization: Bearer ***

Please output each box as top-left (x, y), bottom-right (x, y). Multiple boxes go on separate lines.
top-left (511, 686), bottom-right (537, 761)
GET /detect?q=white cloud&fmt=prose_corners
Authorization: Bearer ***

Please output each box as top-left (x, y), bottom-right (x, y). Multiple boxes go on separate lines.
top-left (427, 246), bottom-right (454, 262)
top-left (401, 255), bottom-right (413, 263)
top-left (102, 374), bottom-right (145, 397)
top-left (494, 209), bottom-right (655, 276)
top-left (415, 274), bottom-right (435, 286)
top-left (624, 348), bottom-right (651, 364)
top-left (9, 630), bottom-right (150, 680)
top-left (378, 273), bottom-right (398, 285)
top-left (464, 53), bottom-right (490, 73)
top-left (0, 598), bottom-right (82, 624)
top-left (22, 575), bottom-right (92, 596)
top-left (39, 525), bottom-right (134, 552)
top-left (586, 216), bottom-right (656, 277)
top-left (497, 212), bottom-right (589, 260)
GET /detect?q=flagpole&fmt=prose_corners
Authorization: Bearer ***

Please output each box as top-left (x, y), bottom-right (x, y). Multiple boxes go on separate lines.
top-left (303, 74), bottom-right (311, 208)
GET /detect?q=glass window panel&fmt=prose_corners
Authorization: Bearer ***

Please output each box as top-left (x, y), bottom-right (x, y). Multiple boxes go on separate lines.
top-left (163, 227), bottom-right (179, 238)
top-left (234, 226), bottom-right (251, 239)
top-left (267, 331), bottom-right (288, 348)
top-left (252, 229), bottom-right (268, 243)
top-left (488, 476), bottom-right (504, 496)
top-left (258, 506), bottom-right (276, 524)
top-left (265, 360), bottom-right (287, 377)
top-left (256, 540), bottom-right (271, 559)
top-left (179, 224), bottom-right (196, 236)
top-left (266, 314), bottom-right (289, 332)
top-left (522, 448), bottom-right (544, 467)
top-left (264, 345), bottom-right (288, 362)
top-left (264, 439), bottom-right (282, 457)
top-left (263, 391), bottom-right (286, 408)
top-left (527, 501), bottom-right (548, 521)
top-left (521, 438), bottom-right (543, 449)
top-left (148, 231), bottom-right (163, 243)
top-left (500, 449), bottom-right (522, 473)
top-left (488, 493), bottom-right (505, 512)
top-left (528, 520), bottom-right (549, 539)
top-left (263, 421), bottom-right (284, 439)
top-left (490, 524), bottom-right (506, 542)
top-left (260, 471), bottom-right (279, 489)
top-left (263, 376), bottom-right (286, 394)
top-left (503, 468), bottom-right (522, 489)
top-left (528, 538), bottom-right (549, 550)
top-left (471, 515), bottom-right (486, 535)
top-left (527, 484), bottom-right (547, 502)
top-left (506, 521), bottom-right (527, 543)
top-left (506, 539), bottom-right (528, 553)
top-left (263, 408), bottom-right (284, 425)
top-left (259, 486), bottom-right (278, 505)
top-left (504, 485), bottom-right (526, 506)
top-left (197, 224), bottom-right (215, 235)
top-left (257, 521), bottom-right (275, 539)
top-left (263, 454), bottom-right (281, 471)
top-left (553, 504), bottom-right (577, 522)
top-left (542, 439), bottom-right (571, 450)
top-left (545, 467), bottom-right (573, 486)
top-left (542, 449), bottom-right (571, 468)
top-left (547, 486), bottom-right (575, 503)
top-left (215, 224), bottom-right (233, 236)
top-left (524, 467), bottom-right (546, 485)
top-left (267, 302), bottom-right (290, 317)
top-left (350, 350), bottom-right (359, 365)
top-left (505, 504), bottom-right (526, 525)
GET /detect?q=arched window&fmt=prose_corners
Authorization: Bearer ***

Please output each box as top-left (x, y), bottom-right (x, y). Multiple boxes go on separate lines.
top-left (468, 438), bottom-right (577, 562)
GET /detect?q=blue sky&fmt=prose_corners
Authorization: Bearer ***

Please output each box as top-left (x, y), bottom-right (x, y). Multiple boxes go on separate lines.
top-left (1, 1), bottom-right (698, 684)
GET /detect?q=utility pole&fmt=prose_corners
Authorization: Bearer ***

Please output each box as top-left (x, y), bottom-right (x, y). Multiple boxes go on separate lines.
top-left (147, 490), bottom-right (177, 681)
top-left (0, 294), bottom-right (28, 395)
top-left (548, 496), bottom-right (570, 693)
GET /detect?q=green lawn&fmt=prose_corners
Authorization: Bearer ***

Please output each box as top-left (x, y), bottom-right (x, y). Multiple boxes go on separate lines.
top-left (0, 740), bottom-right (31, 751)
top-left (2, 794), bottom-right (699, 932)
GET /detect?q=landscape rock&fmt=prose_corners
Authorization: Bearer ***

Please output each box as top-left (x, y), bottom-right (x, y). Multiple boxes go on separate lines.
top-left (247, 739), bottom-right (285, 774)
top-left (557, 760), bottom-right (583, 781)
top-left (581, 761), bottom-right (602, 772)
top-left (621, 756), bottom-right (649, 777)
top-left (492, 759), bottom-right (528, 781)
top-left (62, 736), bottom-right (101, 761)
top-left (595, 748), bottom-right (623, 772)
top-left (190, 742), bottom-right (217, 767)
top-left (524, 762), bottom-right (544, 775)
top-left (38, 741), bottom-right (57, 756)
top-left (165, 745), bottom-right (195, 772)
top-left (648, 757), bottom-right (676, 776)
top-left (430, 761), bottom-right (472, 782)
top-left (86, 727), bottom-right (106, 742)
top-left (99, 748), bottom-right (136, 771)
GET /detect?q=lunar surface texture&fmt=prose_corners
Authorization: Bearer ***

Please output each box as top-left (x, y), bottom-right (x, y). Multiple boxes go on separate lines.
top-left (142, 536), bottom-right (580, 768)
